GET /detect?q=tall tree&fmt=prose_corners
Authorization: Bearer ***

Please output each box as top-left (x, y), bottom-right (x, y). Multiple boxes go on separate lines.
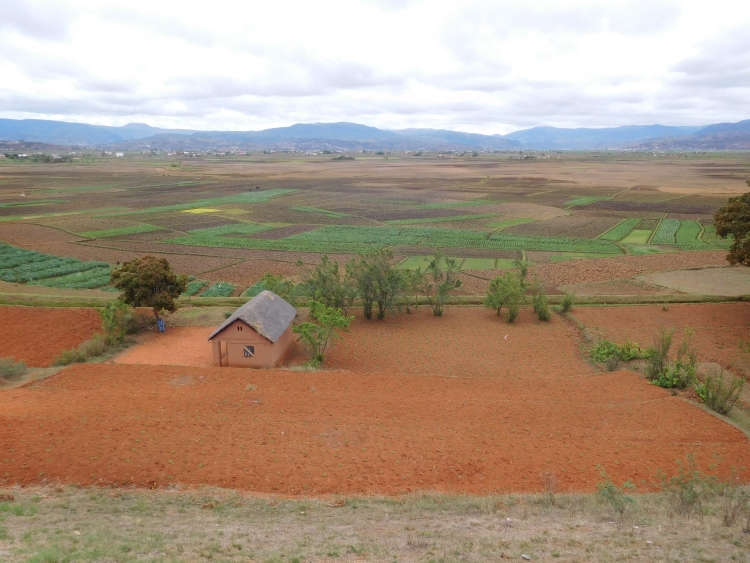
top-left (110, 256), bottom-right (188, 321)
top-left (715, 185), bottom-right (750, 265)
top-left (483, 269), bottom-right (525, 322)
top-left (301, 255), bottom-right (355, 310)
top-left (421, 251), bottom-right (462, 317)
top-left (347, 249), bottom-right (405, 320)
top-left (293, 299), bottom-right (353, 366)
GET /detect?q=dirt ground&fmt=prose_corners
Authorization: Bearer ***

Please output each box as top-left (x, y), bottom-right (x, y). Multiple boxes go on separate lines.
top-left (2, 305), bottom-right (750, 495)
top-left (572, 303), bottom-right (750, 376)
top-left (0, 306), bottom-right (101, 366)
top-left (636, 267), bottom-right (750, 296)
top-left (114, 326), bottom-right (214, 368)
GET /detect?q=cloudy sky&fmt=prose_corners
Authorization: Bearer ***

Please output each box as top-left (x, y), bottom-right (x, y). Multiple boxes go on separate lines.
top-left (1, 0), bottom-right (749, 134)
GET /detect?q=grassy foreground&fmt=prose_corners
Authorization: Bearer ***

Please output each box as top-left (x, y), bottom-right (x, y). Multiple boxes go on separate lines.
top-left (1, 487), bottom-right (749, 562)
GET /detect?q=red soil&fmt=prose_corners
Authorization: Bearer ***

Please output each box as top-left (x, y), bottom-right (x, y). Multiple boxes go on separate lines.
top-left (573, 303), bottom-right (750, 376)
top-left (114, 327), bottom-right (214, 368)
top-left (2, 305), bottom-right (750, 494)
top-left (0, 306), bottom-right (101, 367)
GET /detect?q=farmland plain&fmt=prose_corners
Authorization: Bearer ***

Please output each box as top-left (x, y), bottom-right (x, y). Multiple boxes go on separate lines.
top-left (0, 151), bottom-right (746, 298)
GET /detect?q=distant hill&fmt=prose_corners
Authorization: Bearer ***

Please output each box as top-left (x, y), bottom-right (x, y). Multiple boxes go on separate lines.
top-left (0, 119), bottom-right (195, 146)
top-left (1, 117), bottom-right (749, 151)
top-left (504, 124), bottom-right (704, 150)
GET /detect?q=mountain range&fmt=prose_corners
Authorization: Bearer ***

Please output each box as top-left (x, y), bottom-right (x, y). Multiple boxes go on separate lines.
top-left (1, 117), bottom-right (749, 151)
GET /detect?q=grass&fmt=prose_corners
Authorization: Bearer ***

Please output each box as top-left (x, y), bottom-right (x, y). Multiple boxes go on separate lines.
top-left (0, 357), bottom-right (26, 381)
top-left (1, 487), bottom-right (749, 563)
top-left (80, 224), bottom-right (162, 239)
top-left (0, 199), bottom-right (66, 208)
top-left (291, 206), bottom-right (349, 218)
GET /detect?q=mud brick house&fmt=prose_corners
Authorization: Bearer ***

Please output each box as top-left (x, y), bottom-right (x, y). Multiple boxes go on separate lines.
top-left (208, 290), bottom-right (296, 368)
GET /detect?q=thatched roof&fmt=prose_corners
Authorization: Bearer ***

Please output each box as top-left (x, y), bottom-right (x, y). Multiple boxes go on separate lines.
top-left (208, 290), bottom-right (296, 343)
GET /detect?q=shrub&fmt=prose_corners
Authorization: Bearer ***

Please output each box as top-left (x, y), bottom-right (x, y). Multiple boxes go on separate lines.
top-left (100, 301), bottom-right (133, 344)
top-left (531, 277), bottom-right (551, 321)
top-left (421, 251), bottom-right (462, 317)
top-left (54, 334), bottom-right (111, 366)
top-left (658, 454), bottom-right (717, 519)
top-left (559, 292), bottom-right (575, 313)
top-left (645, 328), bottom-right (674, 381)
top-left (696, 369), bottom-right (744, 415)
top-left (717, 470), bottom-right (749, 527)
top-left (650, 328), bottom-right (697, 389)
top-left (484, 268), bottom-right (525, 322)
top-left (201, 281), bottom-right (235, 297)
top-left (293, 300), bottom-right (353, 366)
top-left (590, 339), bottom-right (649, 363)
top-left (596, 467), bottom-right (636, 518)
top-left (0, 357), bottom-right (26, 381)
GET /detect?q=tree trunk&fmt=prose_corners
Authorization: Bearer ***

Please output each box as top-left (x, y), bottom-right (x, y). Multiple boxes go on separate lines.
top-left (153, 307), bottom-right (161, 322)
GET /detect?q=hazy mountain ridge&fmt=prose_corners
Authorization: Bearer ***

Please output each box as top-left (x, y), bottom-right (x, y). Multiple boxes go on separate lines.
top-left (1, 117), bottom-right (749, 151)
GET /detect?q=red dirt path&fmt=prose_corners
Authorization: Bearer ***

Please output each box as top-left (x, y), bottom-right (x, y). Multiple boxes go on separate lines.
top-left (0, 306), bottom-right (101, 366)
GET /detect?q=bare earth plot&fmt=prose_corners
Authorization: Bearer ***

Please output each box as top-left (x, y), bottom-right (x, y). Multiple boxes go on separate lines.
top-left (636, 267), bottom-right (750, 296)
top-left (2, 306), bottom-right (749, 494)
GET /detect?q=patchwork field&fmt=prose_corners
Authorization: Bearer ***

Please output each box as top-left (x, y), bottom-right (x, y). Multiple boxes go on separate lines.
top-left (0, 152), bottom-right (745, 297)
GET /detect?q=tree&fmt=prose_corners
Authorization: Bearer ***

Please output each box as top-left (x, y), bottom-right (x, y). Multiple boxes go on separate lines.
top-left (483, 269), bottom-right (525, 322)
top-left (715, 185), bottom-right (750, 265)
top-left (110, 256), bottom-right (188, 321)
top-left (301, 255), bottom-right (355, 310)
top-left (347, 249), bottom-right (405, 320)
top-left (421, 251), bottom-right (462, 317)
top-left (293, 300), bottom-right (353, 366)
top-left (403, 267), bottom-right (425, 313)
top-left (259, 273), bottom-right (296, 304)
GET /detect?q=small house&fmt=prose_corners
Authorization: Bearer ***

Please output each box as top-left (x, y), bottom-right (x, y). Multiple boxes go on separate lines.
top-left (208, 291), bottom-right (297, 368)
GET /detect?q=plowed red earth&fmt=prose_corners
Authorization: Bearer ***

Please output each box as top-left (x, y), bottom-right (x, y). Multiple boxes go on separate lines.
top-left (2, 305), bottom-right (750, 495)
top-left (573, 303), bottom-right (750, 375)
top-left (0, 306), bottom-right (101, 366)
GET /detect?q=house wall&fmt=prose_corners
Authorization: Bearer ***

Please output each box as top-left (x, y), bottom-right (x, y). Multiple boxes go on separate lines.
top-left (210, 320), bottom-right (294, 368)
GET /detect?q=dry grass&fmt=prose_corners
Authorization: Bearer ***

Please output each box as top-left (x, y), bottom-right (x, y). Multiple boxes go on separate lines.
top-left (0, 486), bottom-right (749, 562)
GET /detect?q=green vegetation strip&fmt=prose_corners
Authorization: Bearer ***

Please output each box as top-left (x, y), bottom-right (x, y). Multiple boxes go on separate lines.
top-left (0, 243), bottom-right (111, 288)
top-left (413, 200), bottom-right (492, 209)
top-left (80, 224), bottom-right (162, 239)
top-left (487, 217), bottom-right (535, 229)
top-left (101, 188), bottom-right (297, 216)
top-left (564, 196), bottom-right (610, 207)
top-left (598, 218), bottom-right (640, 241)
top-left (200, 281), bottom-right (235, 297)
top-left (167, 224), bottom-right (623, 254)
top-left (0, 199), bottom-right (66, 208)
top-left (385, 213), bottom-right (499, 225)
top-left (651, 219), bottom-right (680, 244)
top-left (291, 206), bottom-right (349, 218)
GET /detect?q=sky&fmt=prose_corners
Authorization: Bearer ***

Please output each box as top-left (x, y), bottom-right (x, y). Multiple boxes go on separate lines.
top-left (1, 0), bottom-right (749, 134)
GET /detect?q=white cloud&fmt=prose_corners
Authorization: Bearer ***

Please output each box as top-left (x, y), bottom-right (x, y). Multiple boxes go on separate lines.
top-left (0, 0), bottom-right (748, 133)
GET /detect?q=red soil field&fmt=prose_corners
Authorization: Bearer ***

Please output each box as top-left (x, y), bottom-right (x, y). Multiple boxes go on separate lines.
top-left (1, 364), bottom-right (748, 494)
top-left (2, 305), bottom-right (750, 494)
top-left (573, 303), bottom-right (750, 376)
top-left (0, 306), bottom-right (101, 367)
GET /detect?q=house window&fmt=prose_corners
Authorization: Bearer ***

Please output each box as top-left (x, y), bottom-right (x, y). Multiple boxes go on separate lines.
top-left (243, 346), bottom-right (255, 358)
top-left (237, 325), bottom-right (243, 331)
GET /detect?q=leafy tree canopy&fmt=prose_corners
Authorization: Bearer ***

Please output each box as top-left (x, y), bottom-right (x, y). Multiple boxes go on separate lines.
top-left (715, 183), bottom-right (750, 265)
top-left (110, 255), bottom-right (188, 320)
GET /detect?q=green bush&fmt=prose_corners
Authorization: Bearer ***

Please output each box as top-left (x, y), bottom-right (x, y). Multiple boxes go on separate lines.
top-left (100, 302), bottom-right (133, 344)
top-left (590, 339), bottom-right (649, 363)
top-left (0, 357), bottom-right (26, 381)
top-left (596, 467), bottom-right (636, 518)
top-left (201, 282), bottom-right (235, 297)
top-left (658, 454), bottom-right (717, 518)
top-left (696, 369), bottom-right (744, 415)
top-left (54, 334), bottom-right (111, 366)
top-left (649, 328), bottom-right (697, 389)
top-left (645, 328), bottom-right (673, 381)
top-left (532, 278), bottom-right (551, 321)
top-left (559, 292), bottom-right (575, 313)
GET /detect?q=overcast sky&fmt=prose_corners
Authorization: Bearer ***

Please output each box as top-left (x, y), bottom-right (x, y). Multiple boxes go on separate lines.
top-left (1, 0), bottom-right (749, 134)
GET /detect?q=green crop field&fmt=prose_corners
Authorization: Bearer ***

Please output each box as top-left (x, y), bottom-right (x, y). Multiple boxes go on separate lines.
top-left (620, 229), bottom-right (652, 244)
top-left (201, 281), bottom-right (235, 297)
top-left (0, 199), bottom-right (66, 208)
top-left (291, 206), bottom-right (349, 218)
top-left (486, 217), bottom-right (535, 229)
top-left (651, 218), bottom-right (680, 244)
top-left (597, 218), bottom-right (640, 241)
top-left (564, 196), bottom-right (610, 207)
top-left (385, 213), bottom-right (498, 225)
top-left (412, 201), bottom-right (491, 209)
top-left (103, 188), bottom-right (296, 216)
top-left (80, 224), bottom-right (162, 238)
top-left (181, 280), bottom-right (209, 297)
top-left (0, 243), bottom-right (111, 288)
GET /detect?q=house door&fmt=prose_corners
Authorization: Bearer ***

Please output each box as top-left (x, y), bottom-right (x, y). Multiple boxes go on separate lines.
top-left (219, 341), bottom-right (229, 367)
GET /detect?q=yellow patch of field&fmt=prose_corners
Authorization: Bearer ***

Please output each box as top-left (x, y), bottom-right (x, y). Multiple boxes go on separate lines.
top-left (221, 209), bottom-right (252, 215)
top-left (181, 208), bottom-right (221, 214)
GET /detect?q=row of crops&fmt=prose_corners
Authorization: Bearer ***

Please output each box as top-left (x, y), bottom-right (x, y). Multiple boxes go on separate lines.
top-left (598, 218), bottom-right (732, 250)
top-left (80, 224), bottom-right (162, 239)
top-left (103, 188), bottom-right (297, 216)
top-left (168, 224), bottom-right (624, 254)
top-left (0, 243), bottom-right (112, 289)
